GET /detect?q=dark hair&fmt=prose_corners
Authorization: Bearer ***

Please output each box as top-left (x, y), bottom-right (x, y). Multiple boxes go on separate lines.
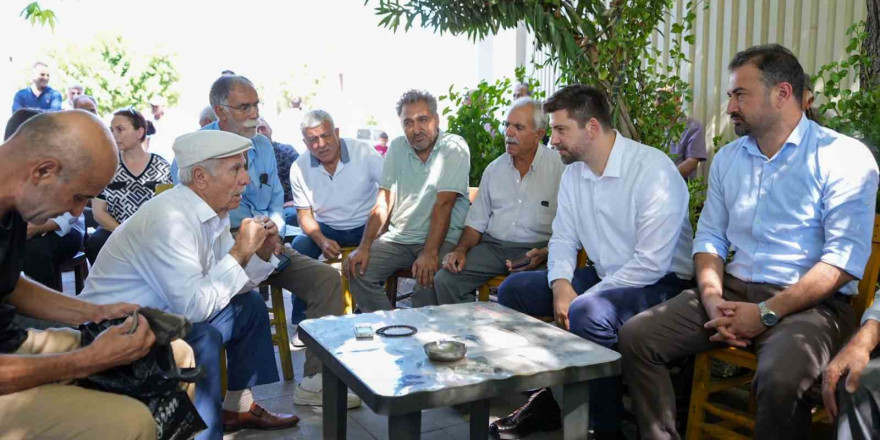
top-left (5, 108), bottom-right (44, 141)
top-left (112, 107), bottom-right (149, 141)
top-left (378, 132), bottom-right (388, 139)
top-left (728, 44), bottom-right (804, 105)
top-left (543, 85), bottom-right (613, 129)
top-left (803, 72), bottom-right (813, 93)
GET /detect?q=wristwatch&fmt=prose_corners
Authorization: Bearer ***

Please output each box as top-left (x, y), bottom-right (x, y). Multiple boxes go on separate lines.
top-left (758, 301), bottom-right (779, 327)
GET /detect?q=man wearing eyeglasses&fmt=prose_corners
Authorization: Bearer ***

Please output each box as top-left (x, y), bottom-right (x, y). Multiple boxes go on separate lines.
top-left (431, 98), bottom-right (564, 306)
top-left (170, 76), bottom-right (359, 413)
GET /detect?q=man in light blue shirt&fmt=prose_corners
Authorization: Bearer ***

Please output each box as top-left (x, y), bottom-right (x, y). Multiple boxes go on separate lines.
top-left (621, 44), bottom-right (879, 440)
top-left (171, 76), bottom-right (285, 233)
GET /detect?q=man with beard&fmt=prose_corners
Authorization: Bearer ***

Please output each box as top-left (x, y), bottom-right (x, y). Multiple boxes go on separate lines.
top-left (492, 85), bottom-right (695, 440)
top-left (345, 89), bottom-right (471, 311)
top-left (431, 98), bottom-right (564, 305)
top-left (170, 75), bottom-right (359, 412)
top-left (620, 44), bottom-right (879, 440)
top-left (12, 62), bottom-right (63, 112)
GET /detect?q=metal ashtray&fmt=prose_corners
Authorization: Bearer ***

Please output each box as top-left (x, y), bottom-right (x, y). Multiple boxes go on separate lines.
top-left (424, 340), bottom-right (467, 362)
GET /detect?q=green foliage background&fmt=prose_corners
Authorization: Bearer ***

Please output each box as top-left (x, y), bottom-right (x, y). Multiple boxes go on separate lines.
top-left (440, 67), bottom-right (545, 186)
top-left (48, 35), bottom-right (180, 116)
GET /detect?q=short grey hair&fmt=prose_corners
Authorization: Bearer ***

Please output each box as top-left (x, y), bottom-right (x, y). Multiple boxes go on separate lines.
top-left (199, 105), bottom-right (217, 123)
top-left (208, 75), bottom-right (255, 108)
top-left (395, 89), bottom-right (437, 117)
top-left (509, 97), bottom-right (547, 131)
top-left (67, 83), bottom-right (84, 92)
top-left (300, 110), bottom-right (335, 134)
top-left (178, 158), bottom-right (224, 185)
top-left (72, 95), bottom-right (97, 107)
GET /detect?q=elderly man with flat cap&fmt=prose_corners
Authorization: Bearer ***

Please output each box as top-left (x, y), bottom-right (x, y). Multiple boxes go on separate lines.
top-left (80, 130), bottom-right (310, 438)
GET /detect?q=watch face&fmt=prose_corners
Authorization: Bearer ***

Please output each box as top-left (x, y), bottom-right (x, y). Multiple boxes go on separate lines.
top-left (762, 313), bottom-right (779, 326)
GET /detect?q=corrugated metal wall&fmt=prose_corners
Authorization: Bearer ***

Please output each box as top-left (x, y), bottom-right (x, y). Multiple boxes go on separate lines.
top-left (526, 0), bottom-right (867, 176)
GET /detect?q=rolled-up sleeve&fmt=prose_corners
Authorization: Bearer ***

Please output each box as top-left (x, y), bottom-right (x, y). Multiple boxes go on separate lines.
top-left (819, 139), bottom-right (879, 279)
top-left (693, 149), bottom-right (731, 258)
top-left (547, 169), bottom-right (581, 285)
top-left (862, 291), bottom-right (880, 325)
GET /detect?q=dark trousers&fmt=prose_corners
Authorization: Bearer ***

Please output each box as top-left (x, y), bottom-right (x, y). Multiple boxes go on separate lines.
top-left (836, 356), bottom-right (880, 440)
top-left (619, 275), bottom-right (855, 440)
top-left (497, 266), bottom-right (691, 433)
top-left (184, 292), bottom-right (279, 440)
top-left (22, 228), bottom-right (83, 288)
top-left (85, 227), bottom-right (112, 265)
top-left (288, 222), bottom-right (364, 325)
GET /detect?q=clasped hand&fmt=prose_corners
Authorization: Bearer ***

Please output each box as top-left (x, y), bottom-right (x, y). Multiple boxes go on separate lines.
top-left (703, 298), bottom-right (767, 348)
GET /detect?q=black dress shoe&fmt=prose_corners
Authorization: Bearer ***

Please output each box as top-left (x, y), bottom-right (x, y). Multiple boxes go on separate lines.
top-left (489, 388), bottom-right (561, 439)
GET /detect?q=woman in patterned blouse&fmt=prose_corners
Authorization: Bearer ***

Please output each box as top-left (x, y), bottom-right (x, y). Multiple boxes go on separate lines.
top-left (85, 107), bottom-right (171, 264)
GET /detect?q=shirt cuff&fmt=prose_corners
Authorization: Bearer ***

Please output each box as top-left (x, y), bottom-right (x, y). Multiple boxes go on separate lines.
top-left (244, 253), bottom-right (279, 284)
top-left (821, 252), bottom-right (866, 280)
top-left (51, 216), bottom-right (71, 236)
top-left (692, 240), bottom-right (728, 258)
top-left (547, 262), bottom-right (576, 288)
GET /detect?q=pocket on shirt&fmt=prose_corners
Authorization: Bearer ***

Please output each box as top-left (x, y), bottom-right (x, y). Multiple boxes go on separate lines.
top-left (532, 200), bottom-right (556, 232)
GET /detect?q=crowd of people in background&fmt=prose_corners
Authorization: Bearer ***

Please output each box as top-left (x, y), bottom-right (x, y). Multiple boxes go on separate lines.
top-left (2, 42), bottom-right (879, 440)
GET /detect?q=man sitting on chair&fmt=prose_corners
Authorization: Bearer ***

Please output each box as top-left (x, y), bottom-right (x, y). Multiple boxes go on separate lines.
top-left (431, 98), bottom-right (564, 305)
top-left (345, 89), bottom-right (471, 311)
top-left (287, 109), bottom-right (383, 326)
top-left (493, 85), bottom-right (695, 439)
top-left (80, 131), bottom-right (359, 440)
top-left (620, 44), bottom-right (879, 440)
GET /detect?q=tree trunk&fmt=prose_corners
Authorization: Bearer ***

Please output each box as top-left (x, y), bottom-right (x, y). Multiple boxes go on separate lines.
top-left (864, 0), bottom-right (880, 87)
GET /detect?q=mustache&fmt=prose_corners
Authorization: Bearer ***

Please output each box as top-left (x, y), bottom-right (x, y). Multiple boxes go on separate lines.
top-left (505, 136), bottom-right (518, 144)
top-left (243, 119), bottom-right (260, 128)
top-left (730, 112), bottom-right (744, 120)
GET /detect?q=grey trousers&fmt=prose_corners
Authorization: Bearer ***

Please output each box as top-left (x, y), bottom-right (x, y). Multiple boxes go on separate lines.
top-left (619, 274), bottom-right (855, 440)
top-left (837, 356), bottom-right (880, 440)
top-left (266, 246), bottom-right (343, 377)
top-left (432, 234), bottom-right (547, 305)
top-left (348, 237), bottom-right (456, 312)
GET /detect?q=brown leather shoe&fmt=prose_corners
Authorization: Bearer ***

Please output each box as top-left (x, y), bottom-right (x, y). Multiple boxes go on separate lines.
top-left (222, 403), bottom-right (300, 432)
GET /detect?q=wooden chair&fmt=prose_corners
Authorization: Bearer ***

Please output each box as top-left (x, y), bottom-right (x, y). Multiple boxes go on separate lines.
top-left (685, 214), bottom-right (880, 440)
top-left (259, 282), bottom-right (295, 382)
top-left (324, 246), bottom-right (357, 314)
top-left (55, 251), bottom-right (89, 295)
top-left (154, 183), bottom-right (174, 194)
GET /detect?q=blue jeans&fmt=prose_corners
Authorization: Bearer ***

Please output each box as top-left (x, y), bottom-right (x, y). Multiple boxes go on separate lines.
top-left (184, 292), bottom-right (279, 440)
top-left (497, 266), bottom-right (692, 433)
top-left (288, 222), bottom-right (365, 324)
top-left (283, 206), bottom-right (299, 228)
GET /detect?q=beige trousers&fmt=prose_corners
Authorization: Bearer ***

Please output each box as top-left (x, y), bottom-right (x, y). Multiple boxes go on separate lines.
top-left (0, 328), bottom-right (196, 440)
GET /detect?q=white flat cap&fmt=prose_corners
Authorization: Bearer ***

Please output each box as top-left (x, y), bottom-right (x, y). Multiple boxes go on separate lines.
top-left (173, 130), bottom-right (253, 169)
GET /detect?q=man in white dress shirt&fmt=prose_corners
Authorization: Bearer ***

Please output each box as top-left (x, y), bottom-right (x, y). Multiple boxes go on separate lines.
top-left (431, 98), bottom-right (564, 305)
top-left (80, 131), bottom-right (312, 439)
top-left (492, 85), bottom-right (695, 440)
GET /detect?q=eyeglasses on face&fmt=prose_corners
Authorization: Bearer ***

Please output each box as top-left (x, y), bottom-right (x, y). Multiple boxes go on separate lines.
top-left (219, 101), bottom-right (262, 114)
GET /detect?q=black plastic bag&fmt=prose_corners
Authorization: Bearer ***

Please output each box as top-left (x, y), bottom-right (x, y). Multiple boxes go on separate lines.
top-left (77, 309), bottom-right (206, 440)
